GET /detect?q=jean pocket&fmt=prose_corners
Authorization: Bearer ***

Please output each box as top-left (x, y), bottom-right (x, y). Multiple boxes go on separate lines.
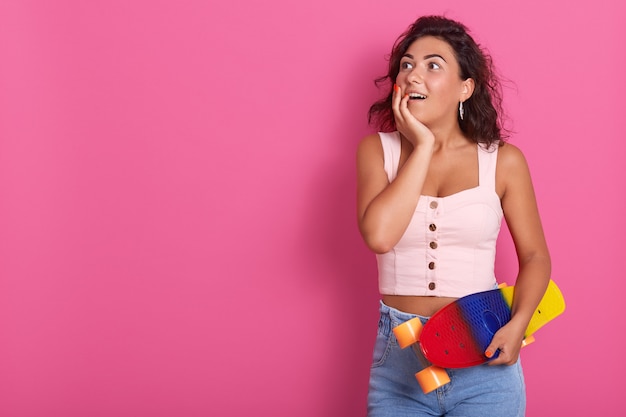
top-left (371, 328), bottom-right (393, 368)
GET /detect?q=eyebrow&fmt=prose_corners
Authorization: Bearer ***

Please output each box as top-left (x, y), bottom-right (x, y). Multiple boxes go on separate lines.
top-left (402, 53), bottom-right (447, 63)
top-left (424, 54), bottom-right (447, 62)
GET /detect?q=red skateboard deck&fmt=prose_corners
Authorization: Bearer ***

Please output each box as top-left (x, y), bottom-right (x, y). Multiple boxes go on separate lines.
top-left (393, 280), bottom-right (565, 392)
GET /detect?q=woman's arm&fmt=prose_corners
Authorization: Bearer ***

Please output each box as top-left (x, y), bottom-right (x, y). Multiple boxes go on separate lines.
top-left (357, 87), bottom-right (435, 254)
top-left (486, 143), bottom-right (551, 365)
top-left (356, 135), bottom-right (433, 253)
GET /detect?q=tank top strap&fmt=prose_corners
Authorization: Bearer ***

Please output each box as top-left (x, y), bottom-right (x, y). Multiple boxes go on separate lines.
top-left (478, 144), bottom-right (498, 191)
top-left (379, 131), bottom-right (401, 182)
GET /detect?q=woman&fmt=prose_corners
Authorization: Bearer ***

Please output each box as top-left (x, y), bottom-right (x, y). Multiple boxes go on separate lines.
top-left (357, 16), bottom-right (551, 416)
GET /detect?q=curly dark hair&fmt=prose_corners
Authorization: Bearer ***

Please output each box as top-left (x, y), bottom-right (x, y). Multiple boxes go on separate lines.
top-left (368, 15), bottom-right (508, 147)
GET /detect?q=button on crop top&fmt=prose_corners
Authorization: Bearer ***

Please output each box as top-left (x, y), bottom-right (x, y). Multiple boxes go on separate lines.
top-left (376, 131), bottom-right (503, 298)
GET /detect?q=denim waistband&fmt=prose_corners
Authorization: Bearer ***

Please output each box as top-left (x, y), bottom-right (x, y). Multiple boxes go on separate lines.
top-left (378, 300), bottom-right (430, 338)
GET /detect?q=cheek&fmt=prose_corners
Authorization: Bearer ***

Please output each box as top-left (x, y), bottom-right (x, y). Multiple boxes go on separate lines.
top-left (395, 70), bottom-right (411, 83)
top-left (431, 79), bottom-right (461, 101)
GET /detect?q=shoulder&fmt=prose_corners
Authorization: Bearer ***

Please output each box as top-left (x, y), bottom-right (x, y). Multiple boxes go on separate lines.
top-left (359, 132), bottom-right (382, 147)
top-left (495, 142), bottom-right (532, 198)
top-left (357, 133), bottom-right (383, 159)
top-left (496, 142), bottom-right (529, 174)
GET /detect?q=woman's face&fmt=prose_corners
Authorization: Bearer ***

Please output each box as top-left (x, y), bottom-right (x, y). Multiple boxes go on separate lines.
top-left (395, 36), bottom-right (471, 128)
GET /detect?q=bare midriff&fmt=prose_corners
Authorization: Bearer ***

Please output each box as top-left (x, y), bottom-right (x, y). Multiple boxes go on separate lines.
top-left (382, 295), bottom-right (459, 317)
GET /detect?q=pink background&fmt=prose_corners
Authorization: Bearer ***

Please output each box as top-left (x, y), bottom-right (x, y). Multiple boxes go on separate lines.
top-left (1, 0), bottom-right (624, 416)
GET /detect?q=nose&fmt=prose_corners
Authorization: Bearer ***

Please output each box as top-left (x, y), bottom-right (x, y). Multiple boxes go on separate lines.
top-left (407, 66), bottom-right (424, 83)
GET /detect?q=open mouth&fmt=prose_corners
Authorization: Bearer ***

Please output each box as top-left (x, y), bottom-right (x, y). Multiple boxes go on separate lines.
top-left (408, 93), bottom-right (427, 100)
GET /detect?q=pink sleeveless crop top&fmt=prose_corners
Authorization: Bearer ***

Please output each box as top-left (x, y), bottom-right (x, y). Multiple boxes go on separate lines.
top-left (376, 131), bottom-right (503, 298)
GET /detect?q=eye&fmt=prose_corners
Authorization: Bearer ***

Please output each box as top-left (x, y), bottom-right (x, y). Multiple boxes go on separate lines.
top-left (427, 61), bottom-right (442, 70)
top-left (400, 61), bottom-right (414, 70)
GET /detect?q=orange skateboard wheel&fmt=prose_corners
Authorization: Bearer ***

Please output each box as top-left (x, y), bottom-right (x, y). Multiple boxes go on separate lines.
top-left (393, 317), bottom-right (423, 349)
top-left (415, 365), bottom-right (450, 394)
top-left (521, 335), bottom-right (536, 347)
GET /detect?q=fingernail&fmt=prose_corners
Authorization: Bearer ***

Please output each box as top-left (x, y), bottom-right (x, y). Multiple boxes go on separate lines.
top-left (394, 84), bottom-right (399, 93)
top-left (485, 350), bottom-right (493, 358)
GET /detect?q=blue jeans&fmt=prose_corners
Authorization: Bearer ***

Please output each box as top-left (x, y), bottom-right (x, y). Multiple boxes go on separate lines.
top-left (368, 301), bottom-right (526, 417)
